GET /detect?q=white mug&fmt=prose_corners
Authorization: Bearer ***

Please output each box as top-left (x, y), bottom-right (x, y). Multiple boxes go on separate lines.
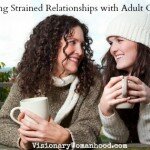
top-left (10, 97), bottom-right (50, 125)
top-left (116, 76), bottom-right (134, 109)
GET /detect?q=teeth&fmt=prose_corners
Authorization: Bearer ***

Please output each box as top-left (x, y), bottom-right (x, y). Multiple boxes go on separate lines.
top-left (116, 55), bottom-right (123, 59)
top-left (70, 58), bottom-right (78, 62)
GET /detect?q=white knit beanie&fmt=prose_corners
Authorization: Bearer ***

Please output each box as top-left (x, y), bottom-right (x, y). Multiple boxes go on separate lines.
top-left (106, 12), bottom-right (150, 48)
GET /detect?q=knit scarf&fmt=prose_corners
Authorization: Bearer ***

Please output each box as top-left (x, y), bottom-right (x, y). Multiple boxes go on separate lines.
top-left (52, 75), bottom-right (79, 124)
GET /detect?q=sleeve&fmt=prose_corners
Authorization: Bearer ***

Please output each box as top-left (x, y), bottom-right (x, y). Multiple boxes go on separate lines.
top-left (67, 77), bottom-right (102, 146)
top-left (99, 108), bottom-right (129, 143)
top-left (0, 82), bottom-right (24, 147)
top-left (138, 102), bottom-right (150, 144)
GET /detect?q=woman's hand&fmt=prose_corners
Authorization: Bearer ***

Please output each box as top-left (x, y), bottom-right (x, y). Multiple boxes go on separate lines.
top-left (98, 76), bottom-right (130, 116)
top-left (127, 76), bottom-right (150, 104)
top-left (18, 110), bottom-right (71, 144)
top-left (18, 112), bottom-right (33, 150)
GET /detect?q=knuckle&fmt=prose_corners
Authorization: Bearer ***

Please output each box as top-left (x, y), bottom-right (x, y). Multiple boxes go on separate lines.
top-left (38, 136), bottom-right (45, 142)
top-left (143, 97), bottom-right (146, 101)
top-left (40, 125), bottom-right (46, 132)
top-left (40, 132), bottom-right (46, 138)
top-left (137, 78), bottom-right (141, 83)
top-left (134, 91), bottom-right (139, 95)
top-left (106, 95), bottom-right (111, 100)
top-left (104, 86), bottom-right (108, 91)
top-left (104, 86), bottom-right (107, 90)
top-left (140, 91), bottom-right (146, 97)
top-left (142, 91), bottom-right (146, 96)
top-left (110, 77), bottom-right (114, 80)
top-left (40, 120), bottom-right (48, 127)
top-left (139, 85), bottom-right (143, 90)
top-left (110, 77), bottom-right (116, 81)
top-left (22, 139), bottom-right (28, 144)
top-left (117, 90), bottom-right (121, 95)
top-left (43, 120), bottom-right (49, 125)
top-left (108, 101), bottom-right (113, 107)
top-left (25, 121), bottom-right (30, 127)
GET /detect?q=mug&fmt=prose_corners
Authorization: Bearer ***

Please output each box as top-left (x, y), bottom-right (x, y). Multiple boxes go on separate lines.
top-left (10, 97), bottom-right (50, 125)
top-left (116, 76), bottom-right (134, 109)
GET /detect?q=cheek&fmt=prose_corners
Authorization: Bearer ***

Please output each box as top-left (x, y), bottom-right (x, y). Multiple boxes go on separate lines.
top-left (124, 48), bottom-right (138, 66)
top-left (57, 50), bottom-right (67, 64)
top-left (64, 45), bottom-right (74, 53)
top-left (126, 45), bottom-right (137, 58)
top-left (128, 52), bottom-right (137, 64)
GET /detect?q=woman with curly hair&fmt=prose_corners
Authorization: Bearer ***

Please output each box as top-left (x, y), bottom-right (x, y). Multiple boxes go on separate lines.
top-left (98, 12), bottom-right (150, 144)
top-left (0, 15), bottom-right (101, 149)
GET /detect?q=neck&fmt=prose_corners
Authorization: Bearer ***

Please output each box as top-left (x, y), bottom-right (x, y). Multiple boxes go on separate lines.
top-left (126, 67), bottom-right (133, 75)
top-left (53, 70), bottom-right (70, 78)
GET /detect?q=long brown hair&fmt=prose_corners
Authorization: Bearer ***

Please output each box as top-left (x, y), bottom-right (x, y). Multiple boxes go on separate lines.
top-left (101, 43), bottom-right (150, 143)
top-left (101, 43), bottom-right (150, 87)
top-left (17, 15), bottom-right (100, 97)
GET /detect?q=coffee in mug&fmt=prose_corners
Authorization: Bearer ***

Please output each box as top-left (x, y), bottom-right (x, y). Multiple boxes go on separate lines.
top-left (10, 97), bottom-right (50, 125)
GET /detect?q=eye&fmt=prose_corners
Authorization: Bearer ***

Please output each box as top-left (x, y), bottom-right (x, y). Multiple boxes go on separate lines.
top-left (108, 41), bottom-right (112, 45)
top-left (68, 40), bottom-right (76, 45)
top-left (117, 39), bottom-right (124, 43)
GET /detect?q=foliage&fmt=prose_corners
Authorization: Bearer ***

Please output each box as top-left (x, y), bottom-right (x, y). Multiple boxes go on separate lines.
top-left (0, 71), bottom-right (11, 82)
top-left (0, 87), bottom-right (10, 102)
top-left (0, 62), bottom-right (5, 69)
top-left (0, 62), bottom-right (17, 102)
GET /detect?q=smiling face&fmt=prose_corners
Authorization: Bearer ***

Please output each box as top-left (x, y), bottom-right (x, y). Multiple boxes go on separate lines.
top-left (53, 26), bottom-right (84, 77)
top-left (108, 36), bottom-right (138, 74)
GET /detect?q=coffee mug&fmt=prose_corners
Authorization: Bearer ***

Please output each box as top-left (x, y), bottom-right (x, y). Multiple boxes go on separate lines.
top-left (116, 76), bottom-right (134, 109)
top-left (10, 97), bottom-right (50, 125)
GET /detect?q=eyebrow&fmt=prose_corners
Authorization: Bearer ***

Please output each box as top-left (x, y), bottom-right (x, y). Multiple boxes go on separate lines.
top-left (67, 37), bottom-right (84, 44)
top-left (109, 36), bottom-right (122, 41)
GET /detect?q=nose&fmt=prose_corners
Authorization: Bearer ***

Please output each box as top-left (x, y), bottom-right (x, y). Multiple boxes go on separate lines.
top-left (75, 44), bottom-right (84, 56)
top-left (110, 42), bottom-right (119, 55)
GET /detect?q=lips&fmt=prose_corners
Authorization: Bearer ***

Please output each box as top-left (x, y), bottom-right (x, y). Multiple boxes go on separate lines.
top-left (115, 54), bottom-right (124, 61)
top-left (69, 57), bottom-right (80, 63)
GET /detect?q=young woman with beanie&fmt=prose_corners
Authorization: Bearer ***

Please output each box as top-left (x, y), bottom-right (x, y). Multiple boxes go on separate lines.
top-left (98, 12), bottom-right (150, 144)
top-left (0, 15), bottom-right (101, 149)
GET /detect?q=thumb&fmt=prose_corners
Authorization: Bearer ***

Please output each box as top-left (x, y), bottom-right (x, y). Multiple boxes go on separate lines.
top-left (49, 116), bottom-right (55, 124)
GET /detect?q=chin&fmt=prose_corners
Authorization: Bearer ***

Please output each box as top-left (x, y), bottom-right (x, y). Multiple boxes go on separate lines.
top-left (67, 67), bottom-right (78, 74)
top-left (116, 65), bottom-right (131, 73)
top-left (116, 64), bottom-right (126, 70)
